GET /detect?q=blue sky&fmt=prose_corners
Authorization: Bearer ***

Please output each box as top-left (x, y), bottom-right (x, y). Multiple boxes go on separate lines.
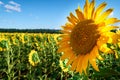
top-left (0, 0), bottom-right (120, 29)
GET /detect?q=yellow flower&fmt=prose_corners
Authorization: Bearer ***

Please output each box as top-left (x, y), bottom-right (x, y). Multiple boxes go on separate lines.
top-left (53, 34), bottom-right (61, 44)
top-left (116, 30), bottom-right (120, 42)
top-left (28, 50), bottom-right (40, 66)
top-left (0, 47), bottom-right (3, 51)
top-left (59, 60), bottom-right (69, 72)
top-left (58, 0), bottom-right (120, 74)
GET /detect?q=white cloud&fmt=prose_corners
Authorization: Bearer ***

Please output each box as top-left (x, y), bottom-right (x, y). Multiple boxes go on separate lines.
top-left (0, 1), bottom-right (4, 5)
top-left (4, 4), bottom-right (21, 12)
top-left (0, 1), bottom-right (21, 12)
top-left (9, 1), bottom-right (20, 7)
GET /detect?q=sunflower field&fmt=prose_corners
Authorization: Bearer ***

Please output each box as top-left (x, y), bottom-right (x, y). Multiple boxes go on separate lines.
top-left (0, 32), bottom-right (120, 80)
top-left (0, 32), bottom-right (82, 80)
top-left (0, 32), bottom-right (63, 80)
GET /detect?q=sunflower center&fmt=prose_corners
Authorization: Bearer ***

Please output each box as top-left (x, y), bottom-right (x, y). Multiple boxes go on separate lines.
top-left (70, 20), bottom-right (100, 55)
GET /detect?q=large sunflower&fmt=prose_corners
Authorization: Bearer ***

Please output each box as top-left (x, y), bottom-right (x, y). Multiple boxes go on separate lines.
top-left (58, 0), bottom-right (120, 74)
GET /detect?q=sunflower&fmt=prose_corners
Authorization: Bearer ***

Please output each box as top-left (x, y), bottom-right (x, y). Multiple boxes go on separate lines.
top-left (58, 0), bottom-right (120, 74)
top-left (59, 60), bottom-right (69, 72)
top-left (28, 50), bottom-right (40, 66)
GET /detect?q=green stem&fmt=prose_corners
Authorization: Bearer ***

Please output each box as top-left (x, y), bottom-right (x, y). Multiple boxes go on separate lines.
top-left (6, 42), bottom-right (11, 80)
top-left (18, 42), bottom-right (21, 80)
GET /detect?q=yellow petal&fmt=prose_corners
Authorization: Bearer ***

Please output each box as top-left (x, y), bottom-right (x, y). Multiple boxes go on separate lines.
top-left (84, 0), bottom-right (90, 19)
top-left (61, 30), bottom-right (71, 34)
top-left (71, 55), bottom-right (80, 71)
top-left (67, 16), bottom-right (76, 25)
top-left (58, 41), bottom-right (69, 47)
top-left (96, 8), bottom-right (113, 23)
top-left (57, 42), bottom-right (70, 52)
top-left (67, 54), bottom-right (76, 66)
top-left (61, 49), bottom-right (73, 60)
top-left (90, 59), bottom-right (99, 71)
top-left (97, 35), bottom-right (109, 49)
top-left (89, 46), bottom-right (99, 71)
top-left (70, 13), bottom-right (79, 23)
top-left (75, 9), bottom-right (84, 21)
top-left (105, 18), bottom-right (120, 25)
top-left (93, 2), bottom-right (107, 19)
top-left (82, 54), bottom-right (89, 74)
top-left (93, 46), bottom-right (104, 60)
top-left (96, 53), bottom-right (104, 60)
top-left (115, 51), bottom-right (118, 59)
top-left (89, 0), bottom-right (95, 19)
top-left (99, 44), bottom-right (113, 53)
top-left (60, 34), bottom-right (69, 38)
top-left (60, 37), bottom-right (70, 43)
top-left (62, 24), bottom-right (73, 30)
top-left (76, 55), bottom-right (84, 73)
top-left (105, 32), bottom-right (118, 43)
top-left (98, 26), bottom-right (117, 33)
top-left (78, 5), bottom-right (82, 12)
top-left (57, 45), bottom-right (70, 53)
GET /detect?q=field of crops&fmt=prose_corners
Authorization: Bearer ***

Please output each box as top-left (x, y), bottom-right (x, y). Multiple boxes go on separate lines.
top-left (0, 32), bottom-right (120, 80)
top-left (0, 32), bottom-right (64, 80)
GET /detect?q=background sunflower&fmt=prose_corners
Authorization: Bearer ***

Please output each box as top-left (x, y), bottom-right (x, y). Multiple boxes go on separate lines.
top-left (28, 50), bottom-right (40, 66)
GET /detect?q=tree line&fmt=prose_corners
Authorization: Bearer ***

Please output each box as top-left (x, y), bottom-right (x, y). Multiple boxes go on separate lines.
top-left (0, 28), bottom-right (61, 34)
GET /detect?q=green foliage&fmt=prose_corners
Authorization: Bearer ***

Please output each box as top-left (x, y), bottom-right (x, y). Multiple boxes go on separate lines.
top-left (88, 44), bottom-right (120, 80)
top-left (0, 33), bottom-right (120, 80)
top-left (0, 33), bottom-right (74, 80)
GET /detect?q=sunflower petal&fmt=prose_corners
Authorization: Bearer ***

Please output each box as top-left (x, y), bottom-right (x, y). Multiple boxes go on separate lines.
top-left (115, 51), bottom-right (118, 59)
top-left (67, 16), bottom-right (76, 25)
top-left (76, 55), bottom-right (84, 73)
top-left (60, 34), bottom-right (69, 38)
top-left (62, 24), bottom-right (73, 30)
top-left (89, 46), bottom-right (99, 71)
top-left (96, 8), bottom-right (113, 23)
top-left (82, 54), bottom-right (89, 74)
top-left (99, 44), bottom-right (113, 53)
top-left (61, 49), bottom-right (73, 60)
top-left (61, 30), bottom-right (71, 34)
top-left (105, 18), bottom-right (120, 25)
top-left (97, 36), bottom-right (109, 52)
top-left (70, 13), bottom-right (79, 23)
top-left (90, 59), bottom-right (99, 71)
top-left (89, 0), bottom-right (95, 19)
top-left (94, 2), bottom-right (107, 19)
top-left (67, 54), bottom-right (76, 66)
top-left (58, 40), bottom-right (69, 46)
top-left (71, 55), bottom-right (80, 71)
top-left (96, 53), bottom-right (104, 60)
top-left (84, 0), bottom-right (90, 19)
top-left (75, 9), bottom-right (84, 21)
top-left (57, 42), bottom-right (70, 53)
top-left (94, 46), bottom-right (104, 60)
top-left (60, 37), bottom-right (70, 43)
top-left (98, 26), bottom-right (118, 33)
top-left (78, 5), bottom-right (82, 12)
